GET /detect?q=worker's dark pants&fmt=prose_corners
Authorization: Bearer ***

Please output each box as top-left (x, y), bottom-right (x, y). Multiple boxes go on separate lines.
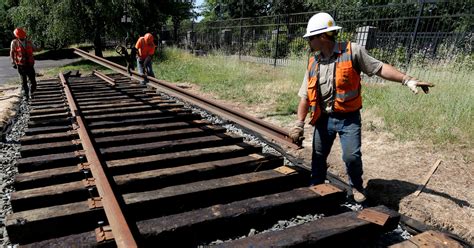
top-left (17, 65), bottom-right (37, 99)
top-left (310, 111), bottom-right (364, 191)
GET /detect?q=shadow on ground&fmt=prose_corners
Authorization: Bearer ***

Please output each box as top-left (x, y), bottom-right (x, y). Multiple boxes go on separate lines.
top-left (365, 179), bottom-right (470, 211)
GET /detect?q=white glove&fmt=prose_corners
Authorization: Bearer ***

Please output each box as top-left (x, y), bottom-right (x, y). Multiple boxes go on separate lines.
top-left (405, 79), bottom-right (419, 94)
top-left (403, 75), bottom-right (434, 94)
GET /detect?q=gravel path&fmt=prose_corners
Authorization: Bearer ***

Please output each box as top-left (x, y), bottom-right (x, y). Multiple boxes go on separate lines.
top-left (0, 97), bottom-right (28, 247)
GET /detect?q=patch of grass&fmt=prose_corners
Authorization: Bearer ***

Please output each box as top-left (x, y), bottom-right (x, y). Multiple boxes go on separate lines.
top-left (155, 47), bottom-right (472, 148)
top-left (363, 68), bottom-right (473, 146)
top-left (155, 47), bottom-right (306, 107)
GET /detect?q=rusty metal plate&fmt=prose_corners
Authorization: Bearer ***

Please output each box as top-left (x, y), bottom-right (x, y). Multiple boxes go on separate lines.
top-left (273, 166), bottom-right (296, 175)
top-left (77, 162), bottom-right (90, 170)
top-left (82, 178), bottom-right (96, 188)
top-left (309, 184), bottom-right (343, 196)
top-left (88, 197), bottom-right (103, 209)
top-left (95, 225), bottom-right (114, 243)
top-left (357, 208), bottom-right (390, 226)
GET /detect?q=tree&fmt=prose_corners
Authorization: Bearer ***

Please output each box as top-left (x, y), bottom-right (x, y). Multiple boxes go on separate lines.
top-left (7, 0), bottom-right (194, 56)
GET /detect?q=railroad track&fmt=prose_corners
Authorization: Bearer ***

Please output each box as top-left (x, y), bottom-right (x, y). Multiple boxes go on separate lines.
top-left (4, 50), bottom-right (466, 247)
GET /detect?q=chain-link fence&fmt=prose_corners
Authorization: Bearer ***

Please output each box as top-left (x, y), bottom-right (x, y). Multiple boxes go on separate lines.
top-left (163, 1), bottom-right (473, 83)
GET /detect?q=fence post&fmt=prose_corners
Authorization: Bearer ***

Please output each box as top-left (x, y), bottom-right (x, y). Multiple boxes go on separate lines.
top-left (406, 0), bottom-right (426, 68)
top-left (273, 15), bottom-right (281, 67)
top-left (239, 0), bottom-right (243, 60)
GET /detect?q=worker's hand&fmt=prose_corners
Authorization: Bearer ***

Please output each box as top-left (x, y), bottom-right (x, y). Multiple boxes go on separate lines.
top-left (12, 63), bottom-right (17, 69)
top-left (289, 120), bottom-right (305, 145)
top-left (138, 59), bottom-right (144, 65)
top-left (403, 76), bottom-right (434, 94)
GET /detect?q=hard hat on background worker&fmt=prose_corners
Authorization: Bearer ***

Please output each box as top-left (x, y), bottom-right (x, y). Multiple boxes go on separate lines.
top-left (303, 12), bottom-right (342, 38)
top-left (144, 33), bottom-right (154, 44)
top-left (13, 28), bottom-right (27, 39)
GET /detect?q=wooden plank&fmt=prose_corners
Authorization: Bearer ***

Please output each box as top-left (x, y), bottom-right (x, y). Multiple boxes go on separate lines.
top-left (11, 154), bottom-right (280, 211)
top-left (215, 205), bottom-right (400, 248)
top-left (20, 131), bottom-right (77, 145)
top-left (115, 154), bottom-right (282, 193)
top-left (94, 126), bottom-right (225, 147)
top-left (6, 201), bottom-right (104, 245)
top-left (414, 159), bottom-right (442, 196)
top-left (106, 143), bottom-right (261, 174)
top-left (90, 121), bottom-right (194, 137)
top-left (10, 181), bottom-right (87, 212)
top-left (16, 152), bottom-right (81, 173)
top-left (14, 165), bottom-right (81, 190)
top-left (123, 169), bottom-right (306, 220)
top-left (100, 134), bottom-right (243, 160)
top-left (6, 169), bottom-right (306, 245)
top-left (390, 230), bottom-right (463, 248)
top-left (137, 185), bottom-right (346, 246)
top-left (86, 113), bottom-right (198, 129)
top-left (20, 140), bottom-right (82, 157)
top-left (25, 185), bottom-right (344, 247)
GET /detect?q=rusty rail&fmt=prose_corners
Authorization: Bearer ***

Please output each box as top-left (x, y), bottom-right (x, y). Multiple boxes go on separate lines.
top-left (58, 73), bottom-right (137, 248)
top-left (73, 48), bottom-right (299, 149)
top-left (93, 70), bottom-right (116, 86)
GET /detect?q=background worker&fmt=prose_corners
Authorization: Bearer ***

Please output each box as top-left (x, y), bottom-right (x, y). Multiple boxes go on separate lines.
top-left (135, 33), bottom-right (156, 85)
top-left (10, 27), bottom-right (37, 100)
top-left (289, 12), bottom-right (434, 203)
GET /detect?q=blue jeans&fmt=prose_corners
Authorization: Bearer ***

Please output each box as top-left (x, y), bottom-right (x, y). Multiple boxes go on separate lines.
top-left (137, 58), bottom-right (155, 84)
top-left (310, 111), bottom-right (364, 190)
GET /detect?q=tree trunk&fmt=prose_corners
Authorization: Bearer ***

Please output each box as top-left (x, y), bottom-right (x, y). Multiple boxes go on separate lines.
top-left (93, 31), bottom-right (103, 57)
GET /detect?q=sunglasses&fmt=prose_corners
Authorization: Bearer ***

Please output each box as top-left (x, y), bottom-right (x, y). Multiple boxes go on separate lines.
top-left (307, 34), bottom-right (322, 41)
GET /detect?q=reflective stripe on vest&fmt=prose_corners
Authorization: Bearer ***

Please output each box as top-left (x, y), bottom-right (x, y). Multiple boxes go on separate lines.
top-left (307, 42), bottom-right (362, 125)
top-left (14, 40), bottom-right (34, 66)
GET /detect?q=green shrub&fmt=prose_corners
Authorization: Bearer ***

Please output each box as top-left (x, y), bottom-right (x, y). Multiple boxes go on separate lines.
top-left (255, 39), bottom-right (271, 57)
top-left (289, 38), bottom-right (307, 57)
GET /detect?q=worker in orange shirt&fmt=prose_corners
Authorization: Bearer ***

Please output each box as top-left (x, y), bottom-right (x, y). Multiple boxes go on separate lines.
top-left (135, 33), bottom-right (156, 85)
top-left (10, 27), bottom-right (37, 99)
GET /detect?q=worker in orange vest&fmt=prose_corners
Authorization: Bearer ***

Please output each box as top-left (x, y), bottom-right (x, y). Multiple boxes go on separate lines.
top-left (135, 33), bottom-right (156, 85)
top-left (289, 13), bottom-right (434, 203)
top-left (10, 27), bottom-right (37, 100)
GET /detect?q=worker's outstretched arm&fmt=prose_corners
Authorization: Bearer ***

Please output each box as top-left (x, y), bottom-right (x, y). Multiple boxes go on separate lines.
top-left (376, 63), bottom-right (434, 94)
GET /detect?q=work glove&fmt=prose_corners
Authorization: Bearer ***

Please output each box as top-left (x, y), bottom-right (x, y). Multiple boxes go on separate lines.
top-left (289, 120), bottom-right (305, 145)
top-left (12, 63), bottom-right (17, 69)
top-left (138, 59), bottom-right (144, 65)
top-left (403, 75), bottom-right (434, 94)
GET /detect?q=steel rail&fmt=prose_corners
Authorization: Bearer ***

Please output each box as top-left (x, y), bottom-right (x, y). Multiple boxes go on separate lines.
top-left (59, 73), bottom-right (138, 248)
top-left (93, 70), bottom-right (116, 86)
top-left (73, 48), bottom-right (299, 149)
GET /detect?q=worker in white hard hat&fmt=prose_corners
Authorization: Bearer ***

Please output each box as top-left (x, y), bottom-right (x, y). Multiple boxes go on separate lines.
top-left (289, 12), bottom-right (434, 203)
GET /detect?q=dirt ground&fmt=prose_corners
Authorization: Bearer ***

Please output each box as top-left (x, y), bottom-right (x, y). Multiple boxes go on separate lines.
top-left (178, 83), bottom-right (473, 245)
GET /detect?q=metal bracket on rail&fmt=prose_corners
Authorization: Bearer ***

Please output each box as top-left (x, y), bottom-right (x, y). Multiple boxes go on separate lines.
top-left (96, 223), bottom-right (114, 243)
top-left (82, 178), bottom-right (96, 188)
top-left (309, 183), bottom-right (343, 196)
top-left (88, 197), bottom-right (103, 209)
top-left (77, 162), bottom-right (90, 170)
top-left (357, 208), bottom-right (390, 226)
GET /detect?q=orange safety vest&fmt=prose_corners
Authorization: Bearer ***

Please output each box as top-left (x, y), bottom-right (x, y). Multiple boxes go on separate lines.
top-left (12, 39), bottom-right (35, 66)
top-left (307, 42), bottom-right (362, 125)
top-left (135, 37), bottom-right (155, 60)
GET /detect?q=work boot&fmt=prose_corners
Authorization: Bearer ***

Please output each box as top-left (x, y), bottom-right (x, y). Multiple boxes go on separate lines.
top-left (352, 188), bottom-right (366, 203)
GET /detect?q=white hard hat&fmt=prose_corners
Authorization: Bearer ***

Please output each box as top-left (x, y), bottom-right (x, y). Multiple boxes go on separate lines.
top-left (303, 12), bottom-right (342, 38)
